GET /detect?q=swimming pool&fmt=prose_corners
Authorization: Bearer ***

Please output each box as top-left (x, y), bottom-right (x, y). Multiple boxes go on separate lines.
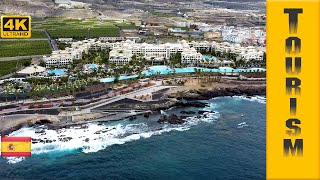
top-left (202, 55), bottom-right (218, 61)
top-left (87, 64), bottom-right (99, 70)
top-left (142, 66), bottom-right (265, 74)
top-left (48, 69), bottom-right (65, 75)
top-left (100, 75), bottom-right (139, 83)
top-left (100, 66), bottom-right (266, 83)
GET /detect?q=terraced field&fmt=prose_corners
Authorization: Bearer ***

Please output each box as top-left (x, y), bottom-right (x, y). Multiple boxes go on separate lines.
top-left (0, 59), bottom-right (32, 77)
top-left (32, 18), bottom-right (136, 38)
top-left (48, 27), bottom-right (120, 38)
top-left (0, 41), bottom-right (51, 57)
top-left (31, 30), bottom-right (47, 38)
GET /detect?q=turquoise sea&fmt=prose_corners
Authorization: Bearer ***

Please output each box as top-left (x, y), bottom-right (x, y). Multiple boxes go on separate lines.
top-left (0, 96), bottom-right (265, 180)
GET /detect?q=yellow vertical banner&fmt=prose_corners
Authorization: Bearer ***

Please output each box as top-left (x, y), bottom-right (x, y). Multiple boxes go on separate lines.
top-left (267, 0), bottom-right (320, 179)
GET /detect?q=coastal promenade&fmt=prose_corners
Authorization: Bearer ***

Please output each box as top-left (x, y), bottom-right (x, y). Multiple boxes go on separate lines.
top-left (0, 82), bottom-right (175, 133)
top-left (0, 79), bottom-right (266, 135)
top-left (0, 96), bottom-right (74, 108)
top-left (86, 82), bottom-right (175, 110)
top-left (0, 81), bottom-right (175, 115)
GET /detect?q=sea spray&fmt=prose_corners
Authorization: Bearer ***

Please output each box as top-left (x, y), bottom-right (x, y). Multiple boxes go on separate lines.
top-left (6, 111), bottom-right (220, 164)
top-left (231, 96), bottom-right (266, 104)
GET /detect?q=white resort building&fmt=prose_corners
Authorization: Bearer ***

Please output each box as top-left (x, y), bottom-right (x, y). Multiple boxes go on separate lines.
top-left (43, 39), bottom-right (265, 67)
top-left (43, 39), bottom-right (94, 68)
top-left (181, 47), bottom-right (202, 65)
top-left (109, 41), bottom-right (186, 64)
top-left (109, 49), bottom-right (133, 65)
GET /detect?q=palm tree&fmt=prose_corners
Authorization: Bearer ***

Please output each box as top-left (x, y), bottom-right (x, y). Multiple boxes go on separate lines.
top-left (114, 71), bottom-right (120, 83)
top-left (132, 54), bottom-right (137, 61)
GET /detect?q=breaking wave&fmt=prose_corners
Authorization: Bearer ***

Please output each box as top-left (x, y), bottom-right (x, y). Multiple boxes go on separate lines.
top-left (5, 111), bottom-right (220, 164)
top-left (233, 96), bottom-right (266, 104)
top-left (6, 157), bottom-right (25, 164)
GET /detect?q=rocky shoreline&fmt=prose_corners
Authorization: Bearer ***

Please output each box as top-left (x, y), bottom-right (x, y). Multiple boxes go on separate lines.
top-left (0, 83), bottom-right (266, 135)
top-left (168, 85), bottom-right (266, 101)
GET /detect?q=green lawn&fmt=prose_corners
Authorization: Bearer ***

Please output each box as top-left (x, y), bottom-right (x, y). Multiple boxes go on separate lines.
top-left (0, 41), bottom-right (52, 57)
top-left (0, 59), bottom-right (32, 77)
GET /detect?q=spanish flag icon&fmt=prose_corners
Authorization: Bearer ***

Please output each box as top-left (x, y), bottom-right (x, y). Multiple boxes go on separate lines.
top-left (1, 137), bottom-right (31, 157)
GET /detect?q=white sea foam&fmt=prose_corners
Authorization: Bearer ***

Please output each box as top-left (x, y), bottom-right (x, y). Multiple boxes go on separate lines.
top-left (6, 111), bottom-right (220, 164)
top-left (6, 157), bottom-right (25, 164)
top-left (237, 122), bottom-right (249, 128)
top-left (238, 122), bottom-right (247, 126)
top-left (160, 110), bottom-right (168, 115)
top-left (233, 96), bottom-right (266, 104)
top-left (237, 124), bottom-right (249, 129)
top-left (202, 103), bottom-right (217, 111)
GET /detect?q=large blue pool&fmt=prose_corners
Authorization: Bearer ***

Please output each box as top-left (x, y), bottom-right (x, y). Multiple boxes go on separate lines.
top-left (48, 69), bottom-right (66, 75)
top-left (99, 75), bottom-right (139, 83)
top-left (143, 66), bottom-right (265, 74)
top-left (202, 55), bottom-right (218, 61)
top-left (100, 66), bottom-right (266, 83)
top-left (87, 64), bottom-right (99, 70)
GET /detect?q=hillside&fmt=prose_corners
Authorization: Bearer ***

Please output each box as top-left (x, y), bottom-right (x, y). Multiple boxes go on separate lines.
top-left (0, 0), bottom-right (265, 19)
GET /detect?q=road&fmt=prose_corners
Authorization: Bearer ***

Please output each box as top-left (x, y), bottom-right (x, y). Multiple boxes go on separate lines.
top-left (0, 54), bottom-right (51, 62)
top-left (44, 29), bottom-right (58, 51)
top-left (0, 38), bottom-right (49, 41)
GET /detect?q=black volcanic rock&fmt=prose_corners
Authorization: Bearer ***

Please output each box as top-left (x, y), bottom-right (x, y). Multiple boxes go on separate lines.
top-left (157, 114), bottom-right (187, 124)
top-left (144, 112), bottom-right (151, 118)
top-left (175, 101), bottom-right (208, 107)
top-left (180, 110), bottom-right (196, 114)
top-left (168, 85), bottom-right (266, 101)
top-left (198, 110), bottom-right (213, 114)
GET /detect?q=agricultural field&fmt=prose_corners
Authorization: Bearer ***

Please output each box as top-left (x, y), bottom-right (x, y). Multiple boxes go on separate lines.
top-left (32, 18), bottom-right (137, 38)
top-left (0, 59), bottom-right (32, 77)
top-left (0, 41), bottom-right (51, 57)
top-left (31, 30), bottom-right (47, 38)
top-left (48, 27), bottom-right (120, 39)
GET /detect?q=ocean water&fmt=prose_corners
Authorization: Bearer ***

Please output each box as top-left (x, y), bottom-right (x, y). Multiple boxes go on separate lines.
top-left (0, 96), bottom-right (266, 180)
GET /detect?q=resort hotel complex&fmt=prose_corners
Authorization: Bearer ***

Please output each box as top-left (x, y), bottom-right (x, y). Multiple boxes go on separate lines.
top-left (43, 39), bottom-right (265, 68)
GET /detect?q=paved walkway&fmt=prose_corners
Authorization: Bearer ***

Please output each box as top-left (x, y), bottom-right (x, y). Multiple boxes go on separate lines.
top-left (86, 82), bottom-right (174, 111)
top-left (0, 81), bottom-right (176, 115)
top-left (0, 96), bottom-right (74, 107)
